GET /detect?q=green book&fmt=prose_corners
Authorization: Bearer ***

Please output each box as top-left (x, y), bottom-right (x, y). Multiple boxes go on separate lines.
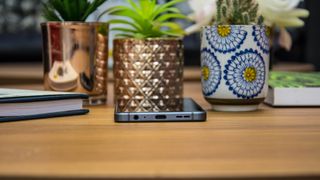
top-left (265, 71), bottom-right (320, 106)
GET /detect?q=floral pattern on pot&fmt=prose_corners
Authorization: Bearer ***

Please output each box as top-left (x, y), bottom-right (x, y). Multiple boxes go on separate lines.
top-left (205, 25), bottom-right (247, 54)
top-left (201, 48), bottom-right (221, 96)
top-left (252, 26), bottom-right (271, 54)
top-left (224, 49), bottom-right (266, 99)
top-left (201, 25), bottom-right (270, 111)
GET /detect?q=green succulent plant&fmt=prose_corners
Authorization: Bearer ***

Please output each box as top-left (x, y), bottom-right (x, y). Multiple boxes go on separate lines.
top-left (216, 0), bottom-right (264, 25)
top-left (42, 0), bottom-right (108, 21)
top-left (100, 0), bottom-right (186, 39)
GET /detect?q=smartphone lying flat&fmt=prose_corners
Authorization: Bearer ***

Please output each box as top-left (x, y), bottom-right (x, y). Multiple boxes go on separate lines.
top-left (114, 98), bottom-right (206, 122)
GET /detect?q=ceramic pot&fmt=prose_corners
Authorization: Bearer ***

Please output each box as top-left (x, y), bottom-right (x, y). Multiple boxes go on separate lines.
top-left (113, 38), bottom-right (184, 112)
top-left (201, 25), bottom-right (270, 111)
top-left (41, 22), bottom-right (109, 105)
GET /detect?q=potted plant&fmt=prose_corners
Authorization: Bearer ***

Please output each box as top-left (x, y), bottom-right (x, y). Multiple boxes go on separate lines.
top-left (189, 0), bottom-right (270, 111)
top-left (186, 0), bottom-right (309, 111)
top-left (41, 0), bottom-right (109, 105)
top-left (103, 0), bottom-right (186, 112)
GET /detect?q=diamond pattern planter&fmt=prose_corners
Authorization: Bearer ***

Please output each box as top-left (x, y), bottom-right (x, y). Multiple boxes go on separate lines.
top-left (113, 38), bottom-right (183, 112)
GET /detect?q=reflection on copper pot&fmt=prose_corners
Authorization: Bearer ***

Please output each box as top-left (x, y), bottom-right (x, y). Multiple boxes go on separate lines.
top-left (41, 22), bottom-right (108, 105)
top-left (113, 38), bottom-right (184, 112)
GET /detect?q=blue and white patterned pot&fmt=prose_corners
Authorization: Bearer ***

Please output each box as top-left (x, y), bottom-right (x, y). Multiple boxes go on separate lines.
top-left (201, 25), bottom-right (270, 111)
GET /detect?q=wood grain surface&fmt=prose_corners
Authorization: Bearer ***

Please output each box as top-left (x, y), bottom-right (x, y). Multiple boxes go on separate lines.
top-left (0, 82), bottom-right (320, 179)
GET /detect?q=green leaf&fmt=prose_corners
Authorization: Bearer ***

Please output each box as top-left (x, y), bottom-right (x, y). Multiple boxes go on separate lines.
top-left (82, 0), bottom-right (107, 21)
top-left (134, 33), bottom-right (148, 39)
top-left (61, 0), bottom-right (70, 20)
top-left (107, 19), bottom-right (142, 31)
top-left (42, 2), bottom-right (61, 21)
top-left (98, 24), bottom-right (108, 35)
top-left (111, 27), bottom-right (138, 34)
top-left (51, 0), bottom-right (67, 20)
top-left (156, 13), bottom-right (187, 22)
top-left (139, 0), bottom-right (155, 18)
top-left (152, 0), bottom-right (184, 19)
top-left (79, 0), bottom-right (88, 14)
top-left (42, 0), bottom-right (108, 21)
top-left (126, 0), bottom-right (142, 15)
top-left (160, 22), bottom-right (184, 32)
top-left (98, 6), bottom-right (125, 19)
top-left (160, 30), bottom-right (184, 37)
top-left (102, 0), bottom-right (185, 38)
top-left (115, 33), bottom-right (135, 38)
top-left (108, 8), bottom-right (148, 29)
top-left (159, 0), bottom-right (185, 10)
top-left (165, 7), bottom-right (181, 14)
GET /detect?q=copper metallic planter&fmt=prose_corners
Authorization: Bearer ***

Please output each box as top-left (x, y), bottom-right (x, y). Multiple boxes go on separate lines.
top-left (113, 38), bottom-right (184, 112)
top-left (41, 22), bottom-right (109, 105)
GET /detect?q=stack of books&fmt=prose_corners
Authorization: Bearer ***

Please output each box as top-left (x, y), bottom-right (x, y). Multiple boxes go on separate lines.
top-left (0, 88), bottom-right (89, 122)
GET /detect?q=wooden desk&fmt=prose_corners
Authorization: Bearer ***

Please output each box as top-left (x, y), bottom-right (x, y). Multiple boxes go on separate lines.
top-left (0, 81), bottom-right (320, 179)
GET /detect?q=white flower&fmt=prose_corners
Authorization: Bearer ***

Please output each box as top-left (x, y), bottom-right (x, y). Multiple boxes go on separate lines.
top-left (185, 0), bottom-right (216, 35)
top-left (257, 0), bottom-right (309, 27)
top-left (257, 0), bottom-right (309, 51)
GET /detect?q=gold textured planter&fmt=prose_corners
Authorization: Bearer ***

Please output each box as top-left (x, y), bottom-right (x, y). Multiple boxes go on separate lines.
top-left (113, 38), bottom-right (184, 112)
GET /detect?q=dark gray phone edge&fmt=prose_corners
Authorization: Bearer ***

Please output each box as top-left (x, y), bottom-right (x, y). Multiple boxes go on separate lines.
top-left (114, 98), bottom-right (207, 122)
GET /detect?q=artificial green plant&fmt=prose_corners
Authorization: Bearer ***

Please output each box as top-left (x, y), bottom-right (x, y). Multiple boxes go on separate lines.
top-left (101, 0), bottom-right (186, 38)
top-left (42, 0), bottom-right (108, 21)
top-left (215, 0), bottom-right (264, 25)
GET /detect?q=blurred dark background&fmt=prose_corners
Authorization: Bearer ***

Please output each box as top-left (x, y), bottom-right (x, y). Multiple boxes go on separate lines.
top-left (0, 0), bottom-right (319, 70)
top-left (0, 0), bottom-right (43, 63)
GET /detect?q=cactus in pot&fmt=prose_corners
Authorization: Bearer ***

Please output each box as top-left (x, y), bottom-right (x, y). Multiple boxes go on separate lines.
top-left (197, 0), bottom-right (271, 111)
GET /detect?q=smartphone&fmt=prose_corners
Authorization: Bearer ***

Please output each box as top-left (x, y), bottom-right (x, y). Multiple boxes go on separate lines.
top-left (114, 98), bottom-right (206, 122)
